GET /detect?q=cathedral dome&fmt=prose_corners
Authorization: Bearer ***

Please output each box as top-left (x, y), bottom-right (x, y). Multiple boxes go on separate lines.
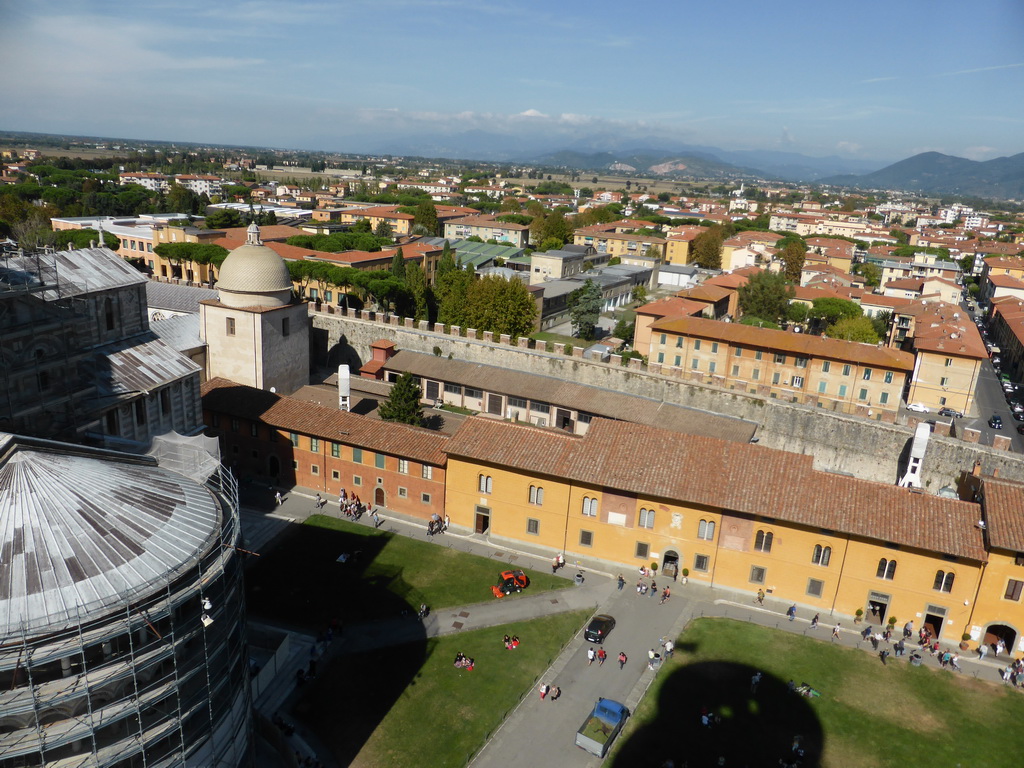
top-left (216, 223), bottom-right (293, 308)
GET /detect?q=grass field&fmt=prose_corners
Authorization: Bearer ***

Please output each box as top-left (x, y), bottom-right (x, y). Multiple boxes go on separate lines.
top-left (610, 618), bottom-right (1024, 768)
top-left (294, 610), bottom-right (591, 768)
top-left (245, 514), bottom-right (570, 630)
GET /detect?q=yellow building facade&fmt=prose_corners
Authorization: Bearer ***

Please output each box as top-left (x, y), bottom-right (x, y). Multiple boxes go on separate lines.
top-left (442, 416), bottom-right (1009, 648)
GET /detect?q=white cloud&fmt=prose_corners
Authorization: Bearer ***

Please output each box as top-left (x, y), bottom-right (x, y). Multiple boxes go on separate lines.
top-left (518, 109), bottom-right (548, 118)
top-left (962, 145), bottom-right (998, 161)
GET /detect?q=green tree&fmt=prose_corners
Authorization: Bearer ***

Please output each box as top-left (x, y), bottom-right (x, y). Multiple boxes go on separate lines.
top-left (779, 239), bottom-right (807, 281)
top-left (737, 271), bottom-right (795, 324)
top-left (612, 316), bottom-right (635, 342)
top-left (691, 226), bottom-right (724, 269)
top-left (414, 200), bottom-right (439, 234)
top-left (855, 262), bottom-right (882, 286)
top-left (374, 220), bottom-right (394, 239)
top-left (377, 372), bottom-right (425, 427)
top-left (828, 315), bottom-right (880, 343)
top-left (436, 242), bottom-right (456, 280)
top-left (568, 279), bottom-right (603, 341)
top-left (870, 310), bottom-right (892, 340)
top-left (810, 297), bottom-right (862, 326)
top-left (390, 247), bottom-right (406, 280)
top-left (538, 237), bottom-right (564, 252)
top-left (463, 275), bottom-right (537, 338)
top-left (631, 285), bottom-right (648, 305)
top-left (436, 262), bottom-right (473, 327)
top-left (405, 260), bottom-right (430, 321)
top-left (785, 302), bottom-right (810, 325)
top-left (205, 208), bottom-right (244, 229)
top-left (738, 316), bottom-right (780, 330)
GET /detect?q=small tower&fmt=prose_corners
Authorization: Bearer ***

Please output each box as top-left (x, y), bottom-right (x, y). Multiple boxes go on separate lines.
top-left (199, 224), bottom-right (309, 394)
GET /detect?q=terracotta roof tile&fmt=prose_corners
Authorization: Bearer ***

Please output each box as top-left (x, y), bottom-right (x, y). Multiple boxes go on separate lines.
top-left (982, 477), bottom-right (1024, 551)
top-left (201, 378), bottom-right (449, 465)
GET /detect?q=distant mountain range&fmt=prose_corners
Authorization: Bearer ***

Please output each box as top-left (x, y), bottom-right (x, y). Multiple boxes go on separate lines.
top-left (360, 130), bottom-right (886, 182)
top-left (821, 151), bottom-right (1024, 200)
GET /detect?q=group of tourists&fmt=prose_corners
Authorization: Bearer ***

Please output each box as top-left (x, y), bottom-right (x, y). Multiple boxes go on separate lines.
top-left (503, 634), bottom-right (521, 650)
top-left (337, 489), bottom-right (367, 519)
top-left (453, 651), bottom-right (475, 670)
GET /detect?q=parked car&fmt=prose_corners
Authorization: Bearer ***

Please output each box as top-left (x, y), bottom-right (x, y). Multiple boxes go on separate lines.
top-left (1012, 402), bottom-right (1024, 414)
top-left (993, 356), bottom-right (1002, 365)
top-left (584, 614), bottom-right (617, 644)
top-left (1014, 412), bottom-right (1024, 422)
top-left (491, 569), bottom-right (529, 598)
top-left (1017, 424), bottom-right (1024, 435)
top-left (906, 403), bottom-right (930, 413)
top-left (938, 407), bottom-right (963, 418)
top-left (989, 414), bottom-right (1004, 429)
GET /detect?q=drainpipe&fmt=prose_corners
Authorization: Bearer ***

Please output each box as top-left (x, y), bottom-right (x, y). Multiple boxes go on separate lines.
top-left (829, 534), bottom-right (852, 618)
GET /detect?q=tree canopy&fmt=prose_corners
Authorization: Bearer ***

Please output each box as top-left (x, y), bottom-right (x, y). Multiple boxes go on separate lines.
top-left (377, 372), bottom-right (425, 427)
top-left (568, 279), bottom-right (604, 341)
top-left (810, 297), bottom-right (862, 326)
top-left (737, 271), bottom-right (794, 324)
top-left (828, 315), bottom-right (880, 343)
top-left (691, 226), bottom-right (725, 269)
top-left (462, 275), bottom-right (537, 339)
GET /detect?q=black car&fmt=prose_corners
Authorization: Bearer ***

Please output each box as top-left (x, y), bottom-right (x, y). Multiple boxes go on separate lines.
top-left (584, 614), bottom-right (616, 644)
top-left (937, 407), bottom-right (963, 419)
top-left (1018, 424), bottom-right (1024, 435)
top-left (989, 414), bottom-right (1004, 429)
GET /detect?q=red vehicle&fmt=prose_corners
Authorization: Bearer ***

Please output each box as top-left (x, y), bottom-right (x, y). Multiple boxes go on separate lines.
top-left (491, 569), bottom-right (529, 598)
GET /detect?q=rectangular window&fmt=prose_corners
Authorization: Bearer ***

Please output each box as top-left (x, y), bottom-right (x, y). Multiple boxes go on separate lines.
top-left (421, 493), bottom-right (431, 504)
top-left (230, 418), bottom-right (240, 433)
top-left (226, 317), bottom-right (236, 336)
top-left (311, 465), bottom-right (320, 476)
top-left (863, 369), bottom-right (872, 380)
top-left (331, 442), bottom-right (340, 458)
top-left (792, 375), bottom-right (804, 388)
top-left (752, 368), bottom-right (760, 381)
top-left (711, 342), bottom-right (719, 353)
top-left (806, 578), bottom-right (824, 598)
top-left (884, 371), bottom-right (893, 384)
top-left (324, 291), bottom-right (333, 302)
top-left (822, 361), bottom-right (831, 373)
top-left (465, 387), bottom-right (483, 399)
top-left (691, 358), bottom-right (699, 370)
top-left (772, 372), bottom-right (781, 385)
top-left (676, 337), bottom-right (683, 348)
top-left (635, 542), bottom-right (650, 559)
top-left (375, 453), bottom-right (385, 469)
top-left (353, 448), bottom-right (363, 463)
top-left (755, 350), bottom-right (763, 361)
top-left (1005, 579), bottom-right (1024, 601)
top-left (580, 530), bottom-right (594, 547)
top-left (859, 388), bottom-right (868, 401)
top-left (398, 459), bottom-right (409, 474)
top-left (444, 382), bottom-right (462, 395)
top-left (839, 384), bottom-right (848, 397)
top-left (795, 357), bottom-right (808, 369)
top-left (353, 475), bottom-right (362, 486)
top-left (290, 432), bottom-right (299, 447)
top-left (709, 361), bottom-right (717, 374)
top-left (527, 518), bottom-right (540, 535)
top-left (658, 352), bottom-right (665, 363)
top-left (396, 487), bottom-right (407, 498)
top-left (734, 348), bottom-right (742, 357)
top-left (774, 353), bottom-right (786, 364)
top-left (509, 397), bottom-right (527, 409)
top-left (818, 381), bottom-right (827, 394)
top-left (532, 403), bottom-right (550, 414)
top-left (693, 554), bottom-right (710, 572)
top-left (880, 392), bottom-right (889, 404)
top-left (749, 566), bottom-right (766, 585)
top-left (732, 365), bottom-right (740, 376)
top-left (422, 465), bottom-right (433, 480)
top-left (945, 358), bottom-right (953, 367)
top-left (638, 508), bottom-right (655, 529)
top-left (694, 339), bottom-right (702, 350)
top-left (940, 377), bottom-right (949, 386)
top-left (842, 364), bottom-right (851, 376)
top-left (660, 333), bottom-right (667, 344)
top-left (674, 355), bottom-right (681, 367)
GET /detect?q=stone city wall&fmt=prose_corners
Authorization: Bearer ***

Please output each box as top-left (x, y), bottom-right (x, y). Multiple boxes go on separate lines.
top-left (309, 306), bottom-right (1024, 490)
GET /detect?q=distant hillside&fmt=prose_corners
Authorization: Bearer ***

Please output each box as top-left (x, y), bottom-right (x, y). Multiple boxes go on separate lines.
top-left (533, 148), bottom-right (756, 179)
top-left (822, 151), bottom-right (1024, 200)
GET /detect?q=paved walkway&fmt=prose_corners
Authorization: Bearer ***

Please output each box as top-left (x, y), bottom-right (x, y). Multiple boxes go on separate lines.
top-left (242, 485), bottom-right (1019, 767)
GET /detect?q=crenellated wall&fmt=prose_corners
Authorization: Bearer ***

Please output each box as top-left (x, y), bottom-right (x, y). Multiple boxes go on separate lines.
top-left (308, 305), bottom-right (1023, 490)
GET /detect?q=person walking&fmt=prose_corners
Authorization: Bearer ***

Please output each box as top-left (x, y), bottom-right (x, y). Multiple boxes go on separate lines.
top-left (275, 491), bottom-right (283, 506)
top-left (750, 671), bottom-right (762, 693)
top-left (810, 613), bottom-right (819, 630)
top-left (650, 580), bottom-right (658, 598)
top-left (597, 648), bottom-right (607, 666)
top-left (787, 604), bottom-right (797, 622)
top-left (756, 589), bottom-right (765, 605)
top-left (587, 647), bottom-right (596, 666)
top-left (831, 623), bottom-right (841, 641)
top-left (617, 574), bottom-right (625, 591)
top-left (315, 493), bottom-right (322, 509)
top-left (539, 683), bottom-right (549, 700)
top-left (664, 639), bottom-right (674, 658)
top-left (372, 511), bottom-right (382, 528)
top-left (550, 685), bottom-right (561, 701)
top-left (979, 642), bottom-right (989, 660)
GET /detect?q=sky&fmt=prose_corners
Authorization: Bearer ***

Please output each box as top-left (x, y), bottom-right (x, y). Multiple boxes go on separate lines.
top-left (3, 0), bottom-right (1024, 164)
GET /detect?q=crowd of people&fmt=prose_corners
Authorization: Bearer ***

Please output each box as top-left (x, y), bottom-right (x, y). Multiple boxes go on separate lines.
top-left (454, 651), bottom-right (475, 670)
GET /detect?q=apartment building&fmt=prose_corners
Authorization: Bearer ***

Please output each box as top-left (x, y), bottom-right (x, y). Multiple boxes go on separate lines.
top-left (174, 174), bottom-right (222, 197)
top-left (572, 230), bottom-right (667, 259)
top-left (443, 214), bottom-right (530, 247)
top-left (645, 316), bottom-right (914, 417)
top-left (118, 172), bottom-right (169, 191)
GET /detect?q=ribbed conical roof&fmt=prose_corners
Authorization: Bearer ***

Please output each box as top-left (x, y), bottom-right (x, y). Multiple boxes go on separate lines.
top-left (0, 436), bottom-right (221, 635)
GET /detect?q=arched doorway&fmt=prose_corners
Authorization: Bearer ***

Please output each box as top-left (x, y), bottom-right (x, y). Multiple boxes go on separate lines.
top-left (662, 550), bottom-right (680, 581)
top-left (268, 455), bottom-right (280, 479)
top-left (983, 623), bottom-right (1018, 654)
top-left (374, 487), bottom-right (385, 507)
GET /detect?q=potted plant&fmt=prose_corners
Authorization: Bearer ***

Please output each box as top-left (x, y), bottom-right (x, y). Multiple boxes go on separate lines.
top-left (650, 563), bottom-right (658, 575)
top-left (855, 608), bottom-right (864, 624)
top-left (960, 632), bottom-right (972, 651)
top-left (681, 568), bottom-right (689, 585)
top-left (887, 616), bottom-right (898, 628)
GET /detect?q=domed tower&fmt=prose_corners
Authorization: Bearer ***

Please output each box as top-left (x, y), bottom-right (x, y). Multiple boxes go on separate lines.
top-left (200, 223), bottom-right (309, 394)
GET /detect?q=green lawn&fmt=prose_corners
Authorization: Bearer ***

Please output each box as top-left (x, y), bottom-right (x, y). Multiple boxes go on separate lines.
top-left (244, 514), bottom-right (570, 630)
top-left (294, 610), bottom-right (591, 768)
top-left (611, 618), bottom-right (1024, 768)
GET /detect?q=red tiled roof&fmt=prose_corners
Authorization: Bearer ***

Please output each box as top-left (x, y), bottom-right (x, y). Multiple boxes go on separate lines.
top-left (981, 477), bottom-right (1024, 551)
top-left (634, 296), bottom-right (706, 319)
top-left (650, 315), bottom-right (915, 370)
top-left (445, 417), bottom-right (985, 560)
top-left (201, 378), bottom-right (449, 465)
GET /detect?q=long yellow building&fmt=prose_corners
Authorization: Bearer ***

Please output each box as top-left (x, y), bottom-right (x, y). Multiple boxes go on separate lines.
top-left (443, 416), bottom-right (1023, 655)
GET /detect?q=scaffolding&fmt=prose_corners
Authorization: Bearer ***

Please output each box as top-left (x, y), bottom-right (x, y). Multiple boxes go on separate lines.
top-left (0, 467), bottom-right (252, 768)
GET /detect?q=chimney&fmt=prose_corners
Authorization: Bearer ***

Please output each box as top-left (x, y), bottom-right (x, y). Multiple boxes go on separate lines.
top-left (972, 460), bottom-right (983, 478)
